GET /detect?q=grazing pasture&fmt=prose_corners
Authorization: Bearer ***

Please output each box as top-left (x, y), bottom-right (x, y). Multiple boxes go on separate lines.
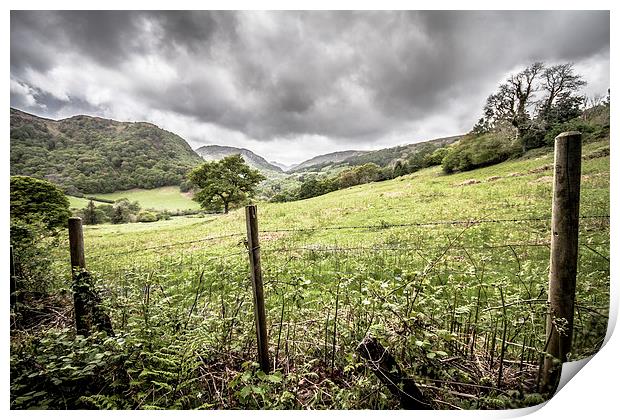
top-left (12, 139), bottom-right (608, 409)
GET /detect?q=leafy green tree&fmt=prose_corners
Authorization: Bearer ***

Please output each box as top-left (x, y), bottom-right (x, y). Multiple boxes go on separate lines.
top-left (483, 62), bottom-right (544, 147)
top-left (392, 160), bottom-right (409, 178)
top-left (424, 147), bottom-right (449, 167)
top-left (82, 200), bottom-right (98, 225)
top-left (10, 176), bottom-right (70, 293)
top-left (297, 176), bottom-right (337, 200)
top-left (338, 163), bottom-right (381, 188)
top-left (10, 175), bottom-right (71, 232)
top-left (110, 199), bottom-right (141, 224)
top-left (188, 155), bottom-right (265, 214)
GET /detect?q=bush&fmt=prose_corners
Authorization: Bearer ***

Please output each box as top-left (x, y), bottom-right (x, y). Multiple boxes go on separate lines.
top-left (543, 118), bottom-right (598, 146)
top-left (137, 211), bottom-right (158, 223)
top-left (424, 147), bottom-right (449, 167)
top-left (442, 133), bottom-right (521, 173)
top-left (10, 219), bottom-right (63, 293)
top-left (10, 176), bottom-right (71, 231)
top-left (10, 176), bottom-right (70, 293)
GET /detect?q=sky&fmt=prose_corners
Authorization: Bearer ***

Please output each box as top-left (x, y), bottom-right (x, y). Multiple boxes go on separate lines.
top-left (10, 10), bottom-right (610, 165)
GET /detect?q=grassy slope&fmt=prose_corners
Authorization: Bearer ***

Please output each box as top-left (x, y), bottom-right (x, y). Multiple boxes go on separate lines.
top-left (95, 186), bottom-right (201, 211)
top-left (46, 139), bottom-right (608, 409)
top-left (80, 139), bottom-right (609, 263)
top-left (67, 186), bottom-right (201, 211)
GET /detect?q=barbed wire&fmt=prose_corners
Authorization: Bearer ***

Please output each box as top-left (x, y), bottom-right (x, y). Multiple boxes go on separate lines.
top-left (88, 232), bottom-right (245, 259)
top-left (257, 214), bottom-right (609, 234)
top-left (84, 215), bottom-right (609, 260)
top-left (92, 250), bottom-right (247, 271)
top-left (261, 241), bottom-right (610, 255)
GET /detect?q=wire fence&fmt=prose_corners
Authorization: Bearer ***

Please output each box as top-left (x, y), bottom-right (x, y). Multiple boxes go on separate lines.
top-left (75, 212), bottom-right (610, 393)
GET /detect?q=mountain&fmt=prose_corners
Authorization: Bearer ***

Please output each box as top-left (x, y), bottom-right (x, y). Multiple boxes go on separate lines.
top-left (289, 150), bottom-right (365, 172)
top-left (289, 135), bottom-right (462, 173)
top-left (195, 145), bottom-right (283, 174)
top-left (270, 161), bottom-right (295, 172)
top-left (10, 108), bottom-right (204, 194)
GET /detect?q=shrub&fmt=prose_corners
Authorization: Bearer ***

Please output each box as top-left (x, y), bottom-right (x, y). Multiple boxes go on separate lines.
top-left (137, 211), bottom-right (158, 223)
top-left (442, 133), bottom-right (521, 173)
top-left (543, 118), bottom-right (598, 146)
top-left (424, 147), bottom-right (449, 167)
top-left (10, 176), bottom-right (70, 293)
top-left (10, 176), bottom-right (71, 231)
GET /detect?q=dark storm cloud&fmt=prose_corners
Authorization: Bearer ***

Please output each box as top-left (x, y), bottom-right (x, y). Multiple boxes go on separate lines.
top-left (10, 10), bottom-right (610, 161)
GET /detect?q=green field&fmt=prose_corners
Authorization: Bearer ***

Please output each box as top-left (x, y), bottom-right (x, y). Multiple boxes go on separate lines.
top-left (23, 139), bottom-right (610, 410)
top-left (80, 140), bottom-right (610, 258)
top-left (67, 195), bottom-right (90, 209)
top-left (67, 186), bottom-right (201, 211)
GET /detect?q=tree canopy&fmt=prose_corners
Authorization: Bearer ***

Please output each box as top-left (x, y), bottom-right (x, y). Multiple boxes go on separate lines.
top-left (10, 109), bottom-right (203, 195)
top-left (10, 175), bottom-right (71, 231)
top-left (481, 62), bottom-right (586, 151)
top-left (188, 155), bottom-right (265, 213)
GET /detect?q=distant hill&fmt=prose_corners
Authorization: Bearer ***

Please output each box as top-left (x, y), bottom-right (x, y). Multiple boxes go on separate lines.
top-left (195, 145), bottom-right (283, 175)
top-left (10, 108), bottom-right (203, 194)
top-left (344, 135), bottom-right (462, 167)
top-left (289, 135), bottom-right (462, 173)
top-left (289, 150), bottom-right (365, 172)
top-left (270, 161), bottom-right (295, 172)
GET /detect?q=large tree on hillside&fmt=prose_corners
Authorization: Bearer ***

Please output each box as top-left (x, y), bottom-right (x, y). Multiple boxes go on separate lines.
top-left (538, 64), bottom-right (587, 128)
top-left (484, 62), bottom-right (544, 142)
top-left (538, 63), bottom-right (587, 119)
top-left (481, 62), bottom-right (586, 151)
top-left (188, 154), bottom-right (265, 214)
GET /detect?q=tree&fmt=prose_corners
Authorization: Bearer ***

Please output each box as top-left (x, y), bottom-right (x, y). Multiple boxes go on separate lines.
top-left (10, 175), bottom-right (71, 232)
top-left (484, 62), bottom-right (544, 145)
top-left (110, 199), bottom-right (141, 224)
top-left (481, 62), bottom-right (586, 152)
top-left (188, 155), bottom-right (265, 214)
top-left (298, 176), bottom-right (337, 200)
top-left (83, 200), bottom-right (98, 225)
top-left (10, 176), bottom-right (71, 293)
top-left (538, 63), bottom-right (586, 120)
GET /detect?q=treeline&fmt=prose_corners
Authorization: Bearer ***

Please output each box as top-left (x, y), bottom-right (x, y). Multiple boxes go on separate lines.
top-left (73, 199), bottom-right (179, 225)
top-left (10, 110), bottom-right (203, 194)
top-left (441, 62), bottom-right (609, 173)
top-left (271, 142), bottom-right (446, 201)
top-left (273, 62), bottom-right (609, 202)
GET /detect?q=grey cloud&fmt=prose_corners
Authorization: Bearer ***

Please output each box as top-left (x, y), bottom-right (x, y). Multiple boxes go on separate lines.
top-left (10, 10), bottom-right (610, 153)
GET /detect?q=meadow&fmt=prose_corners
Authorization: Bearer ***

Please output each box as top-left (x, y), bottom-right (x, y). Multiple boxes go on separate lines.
top-left (14, 139), bottom-right (610, 410)
top-left (67, 186), bottom-right (201, 211)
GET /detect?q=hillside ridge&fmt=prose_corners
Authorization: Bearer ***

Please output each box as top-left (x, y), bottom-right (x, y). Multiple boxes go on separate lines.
top-left (10, 108), bottom-right (204, 194)
top-left (195, 145), bottom-right (283, 174)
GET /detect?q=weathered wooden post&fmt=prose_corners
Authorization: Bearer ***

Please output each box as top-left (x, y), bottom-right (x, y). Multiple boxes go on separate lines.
top-left (69, 217), bottom-right (86, 271)
top-left (68, 217), bottom-right (89, 335)
top-left (245, 205), bottom-right (270, 373)
top-left (68, 217), bottom-right (113, 336)
top-left (541, 131), bottom-right (582, 393)
top-left (10, 245), bottom-right (17, 308)
top-left (357, 336), bottom-right (431, 409)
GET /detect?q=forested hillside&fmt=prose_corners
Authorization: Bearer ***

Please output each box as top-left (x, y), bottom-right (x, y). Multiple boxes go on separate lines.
top-left (291, 136), bottom-right (461, 173)
top-left (10, 108), bottom-right (204, 194)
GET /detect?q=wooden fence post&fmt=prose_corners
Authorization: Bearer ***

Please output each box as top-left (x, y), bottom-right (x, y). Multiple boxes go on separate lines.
top-left (245, 205), bottom-right (270, 373)
top-left (10, 245), bottom-right (16, 308)
top-left (68, 217), bottom-right (89, 335)
top-left (541, 131), bottom-right (582, 393)
top-left (69, 217), bottom-right (86, 271)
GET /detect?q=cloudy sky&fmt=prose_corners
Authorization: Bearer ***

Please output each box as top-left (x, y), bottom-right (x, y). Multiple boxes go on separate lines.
top-left (10, 10), bottom-right (610, 165)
